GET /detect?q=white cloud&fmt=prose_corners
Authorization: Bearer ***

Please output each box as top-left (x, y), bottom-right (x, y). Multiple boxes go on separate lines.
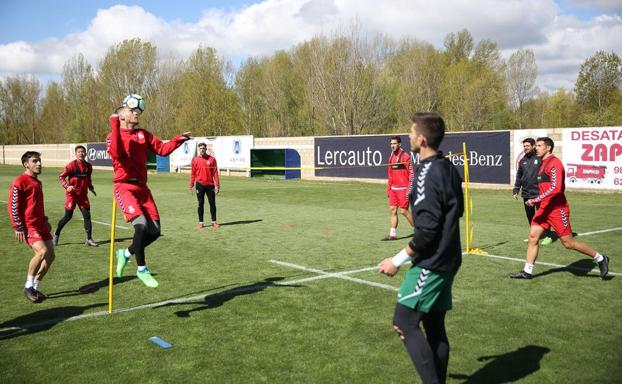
top-left (0, 1), bottom-right (620, 92)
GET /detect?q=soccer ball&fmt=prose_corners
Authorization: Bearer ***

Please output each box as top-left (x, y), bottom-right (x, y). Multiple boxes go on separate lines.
top-left (123, 94), bottom-right (145, 113)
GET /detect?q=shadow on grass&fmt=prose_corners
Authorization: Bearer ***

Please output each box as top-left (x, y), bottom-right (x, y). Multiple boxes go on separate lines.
top-left (380, 233), bottom-right (414, 242)
top-left (55, 236), bottom-right (134, 247)
top-left (477, 241), bottom-right (508, 250)
top-left (0, 302), bottom-right (107, 341)
top-left (534, 259), bottom-right (613, 280)
top-left (155, 277), bottom-right (302, 317)
top-left (450, 345), bottom-right (550, 383)
top-left (218, 219), bottom-right (263, 226)
top-left (45, 276), bottom-right (138, 299)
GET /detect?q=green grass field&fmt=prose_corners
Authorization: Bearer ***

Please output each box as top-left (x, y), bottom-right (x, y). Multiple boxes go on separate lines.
top-left (1, 164), bottom-right (621, 384)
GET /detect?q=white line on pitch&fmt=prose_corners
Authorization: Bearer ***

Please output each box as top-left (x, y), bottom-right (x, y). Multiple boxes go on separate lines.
top-left (270, 260), bottom-right (399, 291)
top-left (81, 218), bottom-right (130, 230)
top-left (576, 227), bottom-right (622, 237)
top-left (466, 252), bottom-right (621, 276)
top-left (1, 199), bottom-right (129, 230)
top-left (0, 266), bottom-right (388, 335)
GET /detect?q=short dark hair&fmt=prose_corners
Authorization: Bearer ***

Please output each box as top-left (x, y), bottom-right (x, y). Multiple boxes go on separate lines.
top-left (536, 137), bottom-right (555, 152)
top-left (522, 138), bottom-right (535, 146)
top-left (390, 136), bottom-right (401, 143)
top-left (410, 112), bottom-right (445, 149)
top-left (75, 145), bottom-right (86, 152)
top-left (198, 142), bottom-right (207, 148)
top-left (21, 151), bottom-right (41, 165)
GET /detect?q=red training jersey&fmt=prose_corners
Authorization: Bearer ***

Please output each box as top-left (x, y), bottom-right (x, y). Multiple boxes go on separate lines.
top-left (106, 115), bottom-right (187, 184)
top-left (388, 150), bottom-right (413, 192)
top-left (528, 154), bottom-right (568, 210)
top-left (8, 173), bottom-right (46, 233)
top-left (190, 155), bottom-right (220, 187)
top-left (59, 159), bottom-right (93, 196)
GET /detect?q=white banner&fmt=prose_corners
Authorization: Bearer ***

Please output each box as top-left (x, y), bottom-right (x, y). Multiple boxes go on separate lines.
top-left (562, 127), bottom-right (622, 190)
top-left (219, 136), bottom-right (253, 169)
top-left (172, 136), bottom-right (253, 170)
top-left (170, 139), bottom-right (196, 167)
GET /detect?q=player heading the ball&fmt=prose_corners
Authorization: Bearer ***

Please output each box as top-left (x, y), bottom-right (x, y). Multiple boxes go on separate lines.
top-left (106, 94), bottom-right (191, 288)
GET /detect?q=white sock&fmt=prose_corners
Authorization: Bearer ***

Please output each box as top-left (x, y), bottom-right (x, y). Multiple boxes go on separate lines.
top-left (390, 228), bottom-right (397, 237)
top-left (594, 253), bottom-right (604, 263)
top-left (25, 275), bottom-right (35, 289)
top-left (137, 265), bottom-right (147, 272)
top-left (124, 248), bottom-right (132, 259)
top-left (524, 263), bottom-right (534, 274)
top-left (33, 279), bottom-right (40, 291)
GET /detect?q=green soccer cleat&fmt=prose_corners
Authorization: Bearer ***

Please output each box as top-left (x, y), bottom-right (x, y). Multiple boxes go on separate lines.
top-left (115, 249), bottom-right (129, 277)
top-left (137, 268), bottom-right (159, 288)
top-left (540, 237), bottom-right (553, 246)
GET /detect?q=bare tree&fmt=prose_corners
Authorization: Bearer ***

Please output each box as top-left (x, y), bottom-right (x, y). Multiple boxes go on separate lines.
top-left (506, 48), bottom-right (538, 128)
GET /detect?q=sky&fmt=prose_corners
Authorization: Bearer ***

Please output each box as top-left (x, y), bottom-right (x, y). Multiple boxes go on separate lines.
top-left (0, 0), bottom-right (621, 92)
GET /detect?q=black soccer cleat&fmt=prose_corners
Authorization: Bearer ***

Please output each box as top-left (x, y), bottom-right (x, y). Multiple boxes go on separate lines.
top-left (34, 290), bottom-right (47, 302)
top-left (598, 254), bottom-right (609, 279)
top-left (509, 270), bottom-right (533, 279)
top-left (23, 287), bottom-right (41, 303)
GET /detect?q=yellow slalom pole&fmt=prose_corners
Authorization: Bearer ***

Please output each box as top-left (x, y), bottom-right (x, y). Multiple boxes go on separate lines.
top-left (462, 142), bottom-right (470, 254)
top-left (108, 196), bottom-right (117, 314)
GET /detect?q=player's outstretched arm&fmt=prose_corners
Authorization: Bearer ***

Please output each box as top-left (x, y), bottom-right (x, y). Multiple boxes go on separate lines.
top-left (148, 131), bottom-right (192, 157)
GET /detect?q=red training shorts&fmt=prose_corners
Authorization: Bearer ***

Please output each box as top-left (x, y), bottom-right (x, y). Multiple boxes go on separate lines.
top-left (532, 204), bottom-right (573, 238)
top-left (113, 182), bottom-right (160, 222)
top-left (388, 188), bottom-right (409, 209)
top-left (27, 226), bottom-right (53, 247)
top-left (65, 191), bottom-right (90, 211)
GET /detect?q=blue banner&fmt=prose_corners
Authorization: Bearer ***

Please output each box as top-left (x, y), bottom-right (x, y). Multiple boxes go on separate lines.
top-left (86, 143), bottom-right (112, 167)
top-left (314, 131), bottom-right (510, 184)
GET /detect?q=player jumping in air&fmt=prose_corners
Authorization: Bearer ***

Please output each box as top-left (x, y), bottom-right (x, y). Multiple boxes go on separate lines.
top-left (107, 98), bottom-right (191, 288)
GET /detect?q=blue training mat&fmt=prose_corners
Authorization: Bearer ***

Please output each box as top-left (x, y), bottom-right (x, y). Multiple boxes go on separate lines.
top-left (149, 336), bottom-right (173, 349)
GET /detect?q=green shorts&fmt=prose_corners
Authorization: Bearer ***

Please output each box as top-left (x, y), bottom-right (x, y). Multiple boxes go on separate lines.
top-left (397, 266), bottom-right (455, 312)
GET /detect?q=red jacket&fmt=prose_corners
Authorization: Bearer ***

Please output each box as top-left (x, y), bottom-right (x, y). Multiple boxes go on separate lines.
top-left (388, 150), bottom-right (413, 192)
top-left (528, 154), bottom-right (568, 210)
top-left (190, 155), bottom-right (220, 187)
top-left (59, 160), bottom-right (93, 197)
top-left (106, 115), bottom-right (187, 184)
top-left (8, 173), bottom-right (46, 233)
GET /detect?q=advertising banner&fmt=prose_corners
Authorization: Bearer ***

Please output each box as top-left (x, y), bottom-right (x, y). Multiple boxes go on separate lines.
top-left (170, 139), bottom-right (197, 168)
top-left (171, 136), bottom-right (253, 170)
top-left (314, 131), bottom-right (510, 184)
top-left (562, 127), bottom-right (622, 190)
top-left (86, 143), bottom-right (112, 167)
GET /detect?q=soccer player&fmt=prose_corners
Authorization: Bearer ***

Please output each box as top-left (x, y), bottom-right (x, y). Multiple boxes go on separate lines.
top-left (509, 137), bottom-right (610, 280)
top-left (8, 151), bottom-right (56, 303)
top-left (379, 112), bottom-right (463, 384)
top-left (385, 135), bottom-right (414, 240)
top-left (53, 145), bottom-right (98, 246)
top-left (107, 103), bottom-right (191, 288)
top-left (190, 142), bottom-right (220, 228)
top-left (512, 137), bottom-right (553, 245)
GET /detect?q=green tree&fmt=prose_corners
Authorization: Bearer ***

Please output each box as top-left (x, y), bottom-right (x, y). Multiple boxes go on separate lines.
top-left (575, 50), bottom-right (622, 125)
top-left (98, 39), bottom-right (158, 107)
top-left (542, 89), bottom-right (577, 128)
top-left (175, 46), bottom-right (241, 137)
top-left (0, 76), bottom-right (40, 144)
top-left (62, 54), bottom-right (101, 142)
top-left (37, 81), bottom-right (67, 143)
